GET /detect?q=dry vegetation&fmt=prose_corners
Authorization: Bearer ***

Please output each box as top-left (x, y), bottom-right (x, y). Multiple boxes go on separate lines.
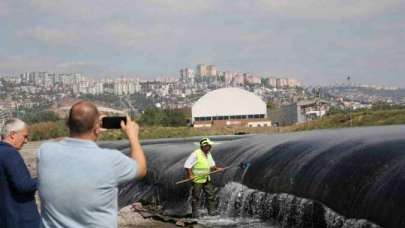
top-left (28, 109), bottom-right (405, 142)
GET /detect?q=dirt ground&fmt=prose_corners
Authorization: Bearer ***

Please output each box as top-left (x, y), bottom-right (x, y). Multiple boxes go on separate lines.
top-left (20, 141), bottom-right (176, 228)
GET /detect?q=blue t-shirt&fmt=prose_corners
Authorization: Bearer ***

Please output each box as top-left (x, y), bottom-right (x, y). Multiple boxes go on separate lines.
top-left (38, 138), bottom-right (138, 228)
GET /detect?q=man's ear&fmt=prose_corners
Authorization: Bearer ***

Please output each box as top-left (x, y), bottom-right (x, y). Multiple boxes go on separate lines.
top-left (94, 122), bottom-right (102, 135)
top-left (9, 131), bottom-right (16, 140)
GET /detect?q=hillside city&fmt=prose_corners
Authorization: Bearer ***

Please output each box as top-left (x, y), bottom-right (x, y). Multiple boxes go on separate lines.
top-left (1, 64), bottom-right (405, 127)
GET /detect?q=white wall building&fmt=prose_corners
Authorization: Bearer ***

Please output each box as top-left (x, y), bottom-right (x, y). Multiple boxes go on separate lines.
top-left (192, 87), bottom-right (271, 127)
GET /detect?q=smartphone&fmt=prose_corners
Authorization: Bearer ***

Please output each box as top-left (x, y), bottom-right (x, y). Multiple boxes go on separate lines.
top-left (101, 116), bottom-right (126, 129)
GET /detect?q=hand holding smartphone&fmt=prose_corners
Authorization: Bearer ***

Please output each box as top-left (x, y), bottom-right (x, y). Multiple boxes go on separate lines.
top-left (101, 116), bottom-right (127, 129)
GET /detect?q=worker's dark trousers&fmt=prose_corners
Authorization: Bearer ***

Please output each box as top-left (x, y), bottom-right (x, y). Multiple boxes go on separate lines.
top-left (192, 181), bottom-right (217, 218)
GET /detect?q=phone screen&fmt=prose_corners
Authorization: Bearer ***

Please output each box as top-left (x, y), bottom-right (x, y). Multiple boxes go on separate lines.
top-left (101, 116), bottom-right (126, 129)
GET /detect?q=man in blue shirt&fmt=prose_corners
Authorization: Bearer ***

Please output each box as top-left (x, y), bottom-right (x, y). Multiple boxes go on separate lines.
top-left (38, 101), bottom-right (147, 228)
top-left (0, 118), bottom-right (40, 228)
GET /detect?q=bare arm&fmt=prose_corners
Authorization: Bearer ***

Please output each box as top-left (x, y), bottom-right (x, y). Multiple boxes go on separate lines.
top-left (121, 116), bottom-right (147, 178)
top-left (186, 168), bottom-right (194, 179)
top-left (214, 166), bottom-right (224, 171)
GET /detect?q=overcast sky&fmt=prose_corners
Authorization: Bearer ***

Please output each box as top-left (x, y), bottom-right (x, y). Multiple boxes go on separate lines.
top-left (1, 0), bottom-right (404, 86)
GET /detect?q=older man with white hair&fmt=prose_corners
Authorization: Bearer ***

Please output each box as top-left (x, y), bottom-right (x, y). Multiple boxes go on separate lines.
top-left (0, 118), bottom-right (40, 228)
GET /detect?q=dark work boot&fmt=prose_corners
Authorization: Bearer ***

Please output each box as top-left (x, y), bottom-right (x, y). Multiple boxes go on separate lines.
top-left (192, 206), bottom-right (200, 219)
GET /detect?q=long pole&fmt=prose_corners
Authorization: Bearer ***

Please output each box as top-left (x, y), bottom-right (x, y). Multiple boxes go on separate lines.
top-left (175, 166), bottom-right (233, 185)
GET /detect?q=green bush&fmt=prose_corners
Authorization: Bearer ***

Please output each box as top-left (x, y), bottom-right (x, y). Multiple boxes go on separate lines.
top-left (20, 110), bottom-right (60, 124)
top-left (29, 121), bottom-right (68, 141)
top-left (138, 108), bottom-right (187, 127)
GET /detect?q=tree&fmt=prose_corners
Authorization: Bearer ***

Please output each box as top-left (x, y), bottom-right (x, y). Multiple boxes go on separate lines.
top-left (138, 107), bottom-right (165, 126)
top-left (266, 101), bottom-right (275, 110)
top-left (138, 107), bottom-right (187, 127)
top-left (19, 110), bottom-right (60, 124)
top-left (163, 110), bottom-right (187, 126)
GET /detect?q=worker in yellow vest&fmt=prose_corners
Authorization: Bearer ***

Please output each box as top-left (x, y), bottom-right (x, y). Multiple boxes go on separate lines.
top-left (184, 138), bottom-right (224, 218)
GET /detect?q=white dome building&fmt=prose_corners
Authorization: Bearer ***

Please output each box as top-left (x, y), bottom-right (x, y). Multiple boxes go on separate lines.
top-left (192, 87), bottom-right (271, 128)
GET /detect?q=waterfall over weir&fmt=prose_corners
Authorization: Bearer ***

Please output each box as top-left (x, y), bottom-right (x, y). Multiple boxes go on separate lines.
top-left (100, 125), bottom-right (405, 228)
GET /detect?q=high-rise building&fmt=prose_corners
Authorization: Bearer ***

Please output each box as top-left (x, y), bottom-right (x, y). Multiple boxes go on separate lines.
top-left (180, 68), bottom-right (194, 82)
top-left (110, 80), bottom-right (139, 96)
top-left (207, 65), bottom-right (217, 77)
top-left (195, 64), bottom-right (218, 77)
top-left (95, 82), bottom-right (104, 95)
top-left (232, 74), bottom-right (245, 85)
top-left (224, 71), bottom-right (233, 84)
top-left (128, 82), bottom-right (135, 94)
top-left (48, 73), bottom-right (57, 84)
top-left (72, 80), bottom-right (90, 95)
top-left (0, 106), bottom-right (11, 128)
top-left (28, 71), bottom-right (48, 86)
top-left (287, 79), bottom-right (300, 87)
top-left (196, 64), bottom-right (209, 77)
top-left (72, 73), bottom-right (84, 84)
top-left (245, 74), bottom-right (261, 84)
top-left (134, 80), bottom-right (141, 93)
top-left (267, 77), bottom-right (277, 88)
top-left (276, 78), bottom-right (288, 88)
top-left (104, 82), bottom-right (114, 94)
top-left (20, 73), bottom-right (29, 84)
top-left (113, 82), bottom-right (124, 96)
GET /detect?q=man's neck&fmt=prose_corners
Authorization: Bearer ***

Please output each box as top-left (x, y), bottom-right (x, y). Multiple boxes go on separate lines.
top-left (69, 133), bottom-right (97, 142)
top-left (2, 138), bottom-right (16, 149)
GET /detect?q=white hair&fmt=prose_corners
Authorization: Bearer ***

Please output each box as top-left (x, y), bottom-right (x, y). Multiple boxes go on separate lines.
top-left (0, 118), bottom-right (27, 139)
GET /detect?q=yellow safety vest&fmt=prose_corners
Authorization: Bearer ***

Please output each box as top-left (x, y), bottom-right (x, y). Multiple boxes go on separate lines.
top-left (191, 149), bottom-right (213, 183)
